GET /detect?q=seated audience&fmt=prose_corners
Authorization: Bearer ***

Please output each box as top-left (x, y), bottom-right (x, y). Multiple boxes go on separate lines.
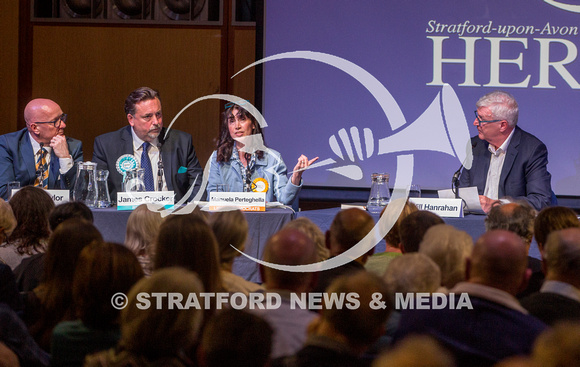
top-left (154, 213), bottom-right (223, 319)
top-left (51, 242), bottom-right (144, 366)
top-left (25, 219), bottom-right (103, 351)
top-left (283, 217), bottom-right (329, 261)
top-left (0, 187), bottom-right (53, 270)
top-left (0, 199), bottom-right (21, 312)
top-left (394, 230), bottom-right (547, 367)
top-left (531, 322), bottom-right (580, 367)
top-left (533, 205), bottom-right (580, 254)
top-left (314, 208), bottom-right (375, 293)
top-left (85, 267), bottom-right (205, 366)
top-left (365, 199), bottom-right (417, 276)
top-left (198, 308), bottom-right (273, 367)
top-left (255, 228), bottom-right (319, 358)
top-left (484, 202), bottom-right (542, 297)
top-left (399, 210), bottom-right (444, 253)
top-left (378, 253), bottom-right (441, 347)
top-left (373, 335), bottom-right (454, 367)
top-left (275, 271), bottom-right (390, 367)
top-left (14, 200), bottom-right (94, 292)
top-left (0, 199), bottom-right (16, 245)
top-left (520, 228), bottom-right (580, 325)
top-left (419, 224), bottom-right (473, 290)
top-left (125, 204), bottom-right (164, 276)
top-left (209, 209), bottom-right (263, 294)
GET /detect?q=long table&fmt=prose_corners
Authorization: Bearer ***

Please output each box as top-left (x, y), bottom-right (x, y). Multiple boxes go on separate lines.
top-left (92, 207), bottom-right (295, 282)
top-left (296, 208), bottom-right (541, 260)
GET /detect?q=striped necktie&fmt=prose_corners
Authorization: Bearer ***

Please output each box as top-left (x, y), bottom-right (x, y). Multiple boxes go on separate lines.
top-left (35, 147), bottom-right (49, 189)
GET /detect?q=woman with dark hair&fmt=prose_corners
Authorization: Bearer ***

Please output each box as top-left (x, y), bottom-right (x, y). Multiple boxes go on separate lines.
top-left (25, 218), bottom-right (103, 351)
top-left (51, 242), bottom-right (144, 366)
top-left (206, 104), bottom-right (317, 205)
top-left (0, 186), bottom-right (54, 270)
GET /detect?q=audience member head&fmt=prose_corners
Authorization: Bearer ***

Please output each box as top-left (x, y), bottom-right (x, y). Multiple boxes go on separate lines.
top-left (327, 208), bottom-right (375, 261)
top-left (48, 201), bottom-right (93, 231)
top-left (0, 199), bottom-right (16, 244)
top-left (37, 219), bottom-right (103, 314)
top-left (283, 217), bottom-right (329, 261)
top-left (419, 224), bottom-right (473, 289)
top-left (542, 228), bottom-right (580, 288)
top-left (320, 271), bottom-right (391, 353)
top-left (532, 322), bottom-right (580, 367)
top-left (380, 199), bottom-right (418, 249)
top-left (534, 206), bottom-right (579, 251)
top-left (199, 308), bottom-right (273, 367)
top-left (399, 210), bottom-right (444, 253)
top-left (382, 253), bottom-right (441, 307)
top-left (485, 202), bottom-right (536, 247)
top-left (373, 335), bottom-right (455, 367)
top-left (154, 213), bottom-right (222, 293)
top-left (73, 242), bottom-right (143, 329)
top-left (468, 230), bottom-right (530, 295)
top-left (6, 186), bottom-right (54, 254)
top-left (125, 204), bottom-right (164, 275)
top-left (260, 228), bottom-right (318, 292)
top-left (118, 267), bottom-right (205, 360)
top-left (208, 209), bottom-right (248, 267)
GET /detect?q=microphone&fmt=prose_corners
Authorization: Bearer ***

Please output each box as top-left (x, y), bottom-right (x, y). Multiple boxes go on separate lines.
top-left (157, 143), bottom-right (164, 191)
top-left (451, 141), bottom-right (477, 199)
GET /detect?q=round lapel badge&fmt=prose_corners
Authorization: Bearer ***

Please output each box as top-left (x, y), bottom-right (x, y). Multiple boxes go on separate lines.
top-left (116, 154), bottom-right (138, 175)
top-left (252, 177), bottom-right (269, 193)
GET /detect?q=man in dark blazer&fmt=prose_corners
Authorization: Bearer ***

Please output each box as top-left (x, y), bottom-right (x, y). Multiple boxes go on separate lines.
top-left (521, 227), bottom-right (580, 325)
top-left (0, 99), bottom-right (83, 200)
top-left (92, 87), bottom-right (203, 203)
top-left (459, 91), bottom-right (552, 212)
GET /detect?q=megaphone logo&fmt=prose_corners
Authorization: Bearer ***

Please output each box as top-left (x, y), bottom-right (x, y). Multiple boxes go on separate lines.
top-left (543, 0), bottom-right (580, 13)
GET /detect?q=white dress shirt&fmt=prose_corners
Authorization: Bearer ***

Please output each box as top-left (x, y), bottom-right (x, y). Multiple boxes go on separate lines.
top-left (483, 128), bottom-right (515, 200)
top-left (130, 128), bottom-right (167, 191)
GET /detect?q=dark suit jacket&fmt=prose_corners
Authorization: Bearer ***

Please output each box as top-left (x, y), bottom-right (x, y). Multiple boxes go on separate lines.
top-left (521, 291), bottom-right (580, 326)
top-left (0, 128), bottom-right (83, 199)
top-left (92, 126), bottom-right (203, 202)
top-left (458, 126), bottom-right (552, 210)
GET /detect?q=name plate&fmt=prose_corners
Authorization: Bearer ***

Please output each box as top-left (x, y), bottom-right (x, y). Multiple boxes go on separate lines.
top-left (209, 192), bottom-right (266, 212)
top-left (409, 198), bottom-right (463, 218)
top-left (45, 189), bottom-right (70, 204)
top-left (117, 191), bottom-right (175, 210)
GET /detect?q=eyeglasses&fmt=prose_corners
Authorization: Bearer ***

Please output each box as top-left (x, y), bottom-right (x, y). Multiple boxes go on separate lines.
top-left (35, 113), bottom-right (67, 128)
top-left (474, 111), bottom-right (503, 127)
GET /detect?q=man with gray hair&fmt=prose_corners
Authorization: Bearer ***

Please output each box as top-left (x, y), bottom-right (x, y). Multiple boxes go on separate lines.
top-left (459, 90), bottom-right (552, 212)
top-left (93, 87), bottom-right (204, 202)
top-left (521, 227), bottom-right (580, 325)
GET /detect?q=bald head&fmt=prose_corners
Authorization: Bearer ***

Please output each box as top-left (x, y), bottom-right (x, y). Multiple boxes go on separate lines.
top-left (261, 228), bottom-right (317, 291)
top-left (469, 230), bottom-right (529, 295)
top-left (327, 208), bottom-right (375, 256)
top-left (543, 228), bottom-right (580, 286)
top-left (24, 98), bottom-right (65, 144)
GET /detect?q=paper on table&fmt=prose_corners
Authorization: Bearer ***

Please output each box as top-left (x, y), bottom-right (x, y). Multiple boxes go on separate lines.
top-left (438, 187), bottom-right (485, 215)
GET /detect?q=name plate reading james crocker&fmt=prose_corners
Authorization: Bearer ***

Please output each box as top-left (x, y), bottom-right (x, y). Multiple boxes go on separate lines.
top-left (409, 198), bottom-right (463, 218)
top-left (209, 192), bottom-right (266, 212)
top-left (117, 191), bottom-right (175, 210)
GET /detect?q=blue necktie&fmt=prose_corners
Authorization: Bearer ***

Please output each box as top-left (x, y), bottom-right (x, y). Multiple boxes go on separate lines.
top-left (141, 142), bottom-right (155, 191)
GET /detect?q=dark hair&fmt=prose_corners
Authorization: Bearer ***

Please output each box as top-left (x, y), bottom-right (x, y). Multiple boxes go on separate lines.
top-left (124, 87), bottom-right (160, 115)
top-left (7, 186), bottom-right (54, 254)
top-left (49, 201), bottom-right (93, 231)
top-left (534, 206), bottom-right (580, 246)
top-left (399, 210), bottom-right (445, 253)
top-left (154, 213), bottom-right (222, 294)
top-left (216, 105), bottom-right (265, 162)
top-left (485, 202), bottom-right (536, 244)
top-left (202, 309), bottom-right (273, 367)
top-left (73, 242), bottom-right (143, 328)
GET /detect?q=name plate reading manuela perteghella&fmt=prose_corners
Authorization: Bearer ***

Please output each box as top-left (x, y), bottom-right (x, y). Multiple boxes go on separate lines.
top-left (409, 198), bottom-right (463, 218)
top-left (209, 192), bottom-right (266, 212)
top-left (117, 191), bottom-right (175, 210)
